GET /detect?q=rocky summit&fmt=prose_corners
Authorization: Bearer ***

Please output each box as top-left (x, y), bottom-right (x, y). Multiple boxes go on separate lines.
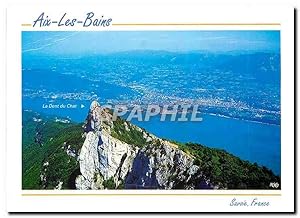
top-left (75, 101), bottom-right (212, 189)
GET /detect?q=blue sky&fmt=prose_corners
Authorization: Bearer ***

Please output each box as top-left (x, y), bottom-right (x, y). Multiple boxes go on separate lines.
top-left (22, 31), bottom-right (280, 55)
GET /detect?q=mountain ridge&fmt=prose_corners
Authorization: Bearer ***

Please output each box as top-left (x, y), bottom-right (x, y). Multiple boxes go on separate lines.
top-left (22, 101), bottom-right (280, 190)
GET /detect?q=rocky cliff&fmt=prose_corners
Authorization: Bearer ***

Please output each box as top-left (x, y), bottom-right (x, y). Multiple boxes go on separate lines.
top-left (75, 101), bottom-right (212, 189)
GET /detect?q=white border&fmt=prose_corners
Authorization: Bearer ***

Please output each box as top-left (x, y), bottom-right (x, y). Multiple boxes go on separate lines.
top-left (6, 1), bottom-right (295, 212)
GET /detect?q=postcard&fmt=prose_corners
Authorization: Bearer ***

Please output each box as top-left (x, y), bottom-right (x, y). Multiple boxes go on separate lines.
top-left (6, 0), bottom-right (295, 213)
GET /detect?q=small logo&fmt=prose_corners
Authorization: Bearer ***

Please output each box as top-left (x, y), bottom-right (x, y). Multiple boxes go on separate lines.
top-left (269, 182), bottom-right (279, 188)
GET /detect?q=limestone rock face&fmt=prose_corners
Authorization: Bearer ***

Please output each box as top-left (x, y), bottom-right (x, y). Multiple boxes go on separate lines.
top-left (125, 142), bottom-right (208, 189)
top-left (76, 132), bottom-right (99, 189)
top-left (76, 101), bottom-right (138, 189)
top-left (98, 131), bottom-right (137, 181)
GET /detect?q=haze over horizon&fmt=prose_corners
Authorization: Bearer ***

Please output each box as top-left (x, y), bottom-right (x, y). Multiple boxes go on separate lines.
top-left (22, 31), bottom-right (280, 55)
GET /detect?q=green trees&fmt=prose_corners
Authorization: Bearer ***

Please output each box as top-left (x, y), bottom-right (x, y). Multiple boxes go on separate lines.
top-left (22, 111), bottom-right (84, 189)
top-left (177, 143), bottom-right (280, 189)
top-left (111, 117), bottom-right (148, 148)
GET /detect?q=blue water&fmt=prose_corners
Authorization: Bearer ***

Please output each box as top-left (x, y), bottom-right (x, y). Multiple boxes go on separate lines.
top-left (131, 114), bottom-right (281, 176)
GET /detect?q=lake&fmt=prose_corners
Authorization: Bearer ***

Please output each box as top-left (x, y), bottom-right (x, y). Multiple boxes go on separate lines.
top-left (131, 113), bottom-right (281, 176)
